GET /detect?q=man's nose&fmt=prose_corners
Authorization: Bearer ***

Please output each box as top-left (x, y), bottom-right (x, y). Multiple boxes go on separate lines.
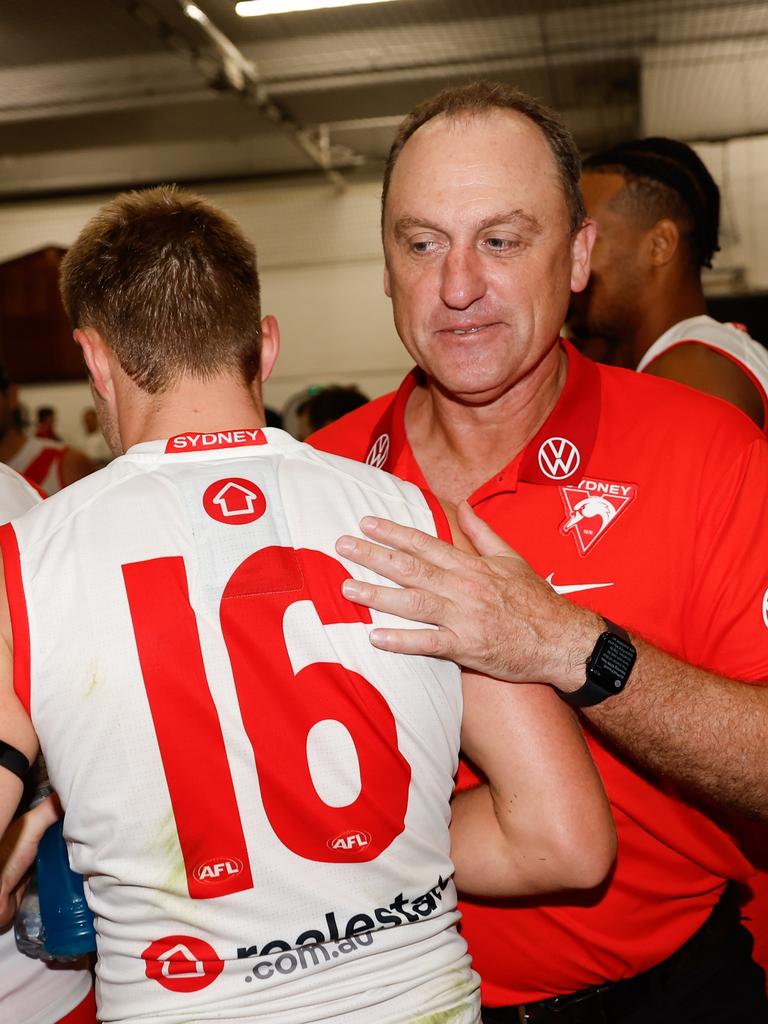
top-left (439, 246), bottom-right (487, 310)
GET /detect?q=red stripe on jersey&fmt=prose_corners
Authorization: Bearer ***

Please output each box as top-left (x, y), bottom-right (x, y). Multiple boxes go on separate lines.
top-left (123, 556), bottom-right (253, 899)
top-left (419, 489), bottom-right (453, 545)
top-left (55, 986), bottom-right (97, 1024)
top-left (22, 447), bottom-right (60, 487)
top-left (0, 524), bottom-right (31, 713)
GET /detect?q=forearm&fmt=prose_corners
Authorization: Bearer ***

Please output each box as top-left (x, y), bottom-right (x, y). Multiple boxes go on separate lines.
top-left (545, 612), bottom-right (768, 818)
top-left (454, 674), bottom-right (615, 897)
top-left (450, 781), bottom-right (611, 898)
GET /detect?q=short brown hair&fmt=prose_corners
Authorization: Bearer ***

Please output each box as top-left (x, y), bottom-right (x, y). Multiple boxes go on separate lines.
top-left (60, 186), bottom-right (262, 394)
top-left (382, 80), bottom-right (586, 235)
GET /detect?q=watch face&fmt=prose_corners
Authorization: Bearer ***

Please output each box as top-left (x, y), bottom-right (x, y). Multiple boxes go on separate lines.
top-left (589, 632), bottom-right (637, 693)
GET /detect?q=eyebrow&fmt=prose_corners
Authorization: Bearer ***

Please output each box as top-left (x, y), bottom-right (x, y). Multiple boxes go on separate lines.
top-left (393, 209), bottom-right (542, 238)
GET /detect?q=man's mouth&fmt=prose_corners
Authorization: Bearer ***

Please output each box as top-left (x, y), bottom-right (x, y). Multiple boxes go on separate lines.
top-left (438, 322), bottom-right (497, 336)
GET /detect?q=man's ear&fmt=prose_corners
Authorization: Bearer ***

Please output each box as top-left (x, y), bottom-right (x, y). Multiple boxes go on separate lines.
top-left (259, 315), bottom-right (280, 384)
top-left (74, 328), bottom-right (114, 402)
top-left (570, 218), bottom-right (597, 294)
top-left (383, 263), bottom-right (392, 298)
top-left (648, 218), bottom-right (680, 267)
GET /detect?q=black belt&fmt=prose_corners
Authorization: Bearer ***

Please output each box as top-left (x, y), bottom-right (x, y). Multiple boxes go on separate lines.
top-left (482, 885), bottom-right (741, 1024)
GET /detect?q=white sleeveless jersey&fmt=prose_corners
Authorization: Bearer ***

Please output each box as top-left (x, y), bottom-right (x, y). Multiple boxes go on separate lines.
top-left (7, 437), bottom-right (69, 495)
top-left (0, 463), bottom-right (92, 1024)
top-left (0, 428), bottom-right (478, 1024)
top-left (637, 314), bottom-right (768, 428)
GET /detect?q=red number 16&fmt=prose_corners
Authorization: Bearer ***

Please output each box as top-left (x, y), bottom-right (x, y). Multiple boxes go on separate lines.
top-left (123, 547), bottom-right (411, 900)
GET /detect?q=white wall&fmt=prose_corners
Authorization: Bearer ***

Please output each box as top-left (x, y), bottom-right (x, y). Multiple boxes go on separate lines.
top-left (3, 144), bottom-right (768, 443)
top-left (695, 135), bottom-right (768, 294)
top-left (0, 177), bottom-right (411, 443)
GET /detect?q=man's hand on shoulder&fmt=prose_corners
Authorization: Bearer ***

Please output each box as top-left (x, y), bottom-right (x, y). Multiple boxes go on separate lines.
top-left (335, 500), bottom-right (600, 692)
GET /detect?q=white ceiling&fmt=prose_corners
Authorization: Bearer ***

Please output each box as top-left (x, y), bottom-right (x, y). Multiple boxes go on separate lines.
top-left (1, 0), bottom-right (766, 198)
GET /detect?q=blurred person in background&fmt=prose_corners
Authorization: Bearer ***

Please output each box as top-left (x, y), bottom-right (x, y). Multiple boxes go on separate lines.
top-left (35, 406), bottom-right (62, 441)
top-left (569, 136), bottom-right (768, 430)
top-left (0, 370), bottom-right (93, 494)
top-left (296, 385), bottom-right (369, 441)
top-left (80, 407), bottom-right (112, 468)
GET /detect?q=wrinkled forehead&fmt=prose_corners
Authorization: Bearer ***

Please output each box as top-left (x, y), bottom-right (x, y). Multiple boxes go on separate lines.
top-left (384, 109), bottom-right (567, 228)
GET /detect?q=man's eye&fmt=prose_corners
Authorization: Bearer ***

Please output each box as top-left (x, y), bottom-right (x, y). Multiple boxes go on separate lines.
top-left (484, 237), bottom-right (520, 252)
top-left (411, 239), bottom-right (437, 254)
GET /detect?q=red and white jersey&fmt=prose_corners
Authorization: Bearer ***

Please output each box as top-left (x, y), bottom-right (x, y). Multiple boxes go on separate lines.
top-left (7, 436), bottom-right (69, 495)
top-left (637, 314), bottom-right (768, 428)
top-left (0, 463), bottom-right (93, 1024)
top-left (0, 428), bottom-right (477, 1024)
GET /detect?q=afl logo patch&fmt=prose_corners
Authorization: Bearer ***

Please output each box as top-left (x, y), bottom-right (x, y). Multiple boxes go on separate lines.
top-left (538, 437), bottom-right (580, 480)
top-left (327, 829), bottom-right (372, 852)
top-left (193, 857), bottom-right (244, 883)
top-left (763, 587), bottom-right (768, 629)
top-left (366, 434), bottom-right (390, 469)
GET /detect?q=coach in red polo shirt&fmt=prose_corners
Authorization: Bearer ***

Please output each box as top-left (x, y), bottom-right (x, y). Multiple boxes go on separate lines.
top-left (310, 81), bottom-right (768, 1023)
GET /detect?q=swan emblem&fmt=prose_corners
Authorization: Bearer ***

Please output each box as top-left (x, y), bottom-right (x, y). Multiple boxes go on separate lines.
top-left (562, 495), bottom-right (617, 537)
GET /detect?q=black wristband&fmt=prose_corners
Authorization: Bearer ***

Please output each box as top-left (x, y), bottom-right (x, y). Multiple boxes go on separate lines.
top-left (0, 740), bottom-right (30, 782)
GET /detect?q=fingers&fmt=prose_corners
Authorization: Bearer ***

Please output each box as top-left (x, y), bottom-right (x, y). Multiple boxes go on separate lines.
top-left (369, 626), bottom-right (456, 660)
top-left (342, 577), bottom-right (447, 625)
top-left (358, 516), bottom-right (471, 571)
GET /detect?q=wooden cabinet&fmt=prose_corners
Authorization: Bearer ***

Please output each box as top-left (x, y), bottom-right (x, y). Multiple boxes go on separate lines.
top-left (0, 247), bottom-right (85, 383)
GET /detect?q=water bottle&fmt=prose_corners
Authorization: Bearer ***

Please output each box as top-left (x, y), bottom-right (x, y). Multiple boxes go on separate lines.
top-left (13, 755), bottom-right (96, 961)
top-left (35, 818), bottom-right (96, 959)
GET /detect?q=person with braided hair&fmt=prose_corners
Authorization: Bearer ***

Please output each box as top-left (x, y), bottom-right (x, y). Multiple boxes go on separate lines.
top-left (569, 136), bottom-right (768, 430)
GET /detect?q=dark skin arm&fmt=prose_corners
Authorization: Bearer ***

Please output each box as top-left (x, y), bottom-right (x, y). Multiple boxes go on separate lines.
top-left (644, 342), bottom-right (765, 428)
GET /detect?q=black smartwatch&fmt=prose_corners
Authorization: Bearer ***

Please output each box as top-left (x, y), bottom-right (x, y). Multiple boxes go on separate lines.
top-left (561, 618), bottom-right (637, 708)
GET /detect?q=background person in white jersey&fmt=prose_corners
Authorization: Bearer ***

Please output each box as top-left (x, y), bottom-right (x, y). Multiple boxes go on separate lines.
top-left (0, 463), bottom-right (96, 1024)
top-left (0, 368), bottom-right (95, 495)
top-left (0, 187), bottom-right (614, 1024)
top-left (568, 136), bottom-right (768, 430)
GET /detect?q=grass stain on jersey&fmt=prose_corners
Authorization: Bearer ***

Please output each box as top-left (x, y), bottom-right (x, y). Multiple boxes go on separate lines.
top-left (408, 1002), bottom-right (476, 1024)
top-left (156, 810), bottom-right (187, 896)
top-left (82, 660), bottom-right (103, 698)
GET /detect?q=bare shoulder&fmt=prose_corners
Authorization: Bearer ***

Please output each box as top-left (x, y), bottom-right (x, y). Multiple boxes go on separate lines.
top-left (62, 446), bottom-right (96, 485)
top-left (643, 342), bottom-right (765, 427)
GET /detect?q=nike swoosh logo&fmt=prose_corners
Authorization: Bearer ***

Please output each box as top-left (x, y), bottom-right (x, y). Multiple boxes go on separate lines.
top-left (545, 573), bottom-right (614, 596)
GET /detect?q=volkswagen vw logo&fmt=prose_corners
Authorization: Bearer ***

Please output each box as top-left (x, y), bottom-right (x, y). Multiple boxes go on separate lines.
top-left (366, 434), bottom-right (390, 469)
top-left (538, 437), bottom-right (580, 480)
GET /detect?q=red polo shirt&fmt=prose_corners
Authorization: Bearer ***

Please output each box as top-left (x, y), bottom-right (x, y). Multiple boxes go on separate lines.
top-left (309, 341), bottom-right (768, 1004)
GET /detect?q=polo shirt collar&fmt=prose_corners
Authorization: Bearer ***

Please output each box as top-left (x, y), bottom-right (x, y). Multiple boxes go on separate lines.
top-left (380, 340), bottom-right (602, 500)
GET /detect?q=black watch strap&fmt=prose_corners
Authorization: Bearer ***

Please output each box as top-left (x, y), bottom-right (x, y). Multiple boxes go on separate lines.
top-left (561, 617), bottom-right (636, 708)
top-left (0, 740), bottom-right (30, 782)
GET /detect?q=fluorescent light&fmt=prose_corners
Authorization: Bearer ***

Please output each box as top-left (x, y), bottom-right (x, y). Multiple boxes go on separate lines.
top-left (236, 0), bottom-right (400, 16)
top-left (183, 3), bottom-right (206, 21)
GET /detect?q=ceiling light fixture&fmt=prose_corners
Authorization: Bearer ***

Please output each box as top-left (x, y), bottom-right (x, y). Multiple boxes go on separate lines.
top-left (236, 0), bottom-right (399, 17)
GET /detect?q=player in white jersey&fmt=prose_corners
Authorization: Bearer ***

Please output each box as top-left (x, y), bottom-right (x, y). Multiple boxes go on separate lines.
top-left (636, 314), bottom-right (768, 425)
top-left (0, 369), bottom-right (95, 495)
top-left (0, 462), bottom-right (95, 1024)
top-left (569, 136), bottom-right (768, 431)
top-left (0, 187), bottom-right (614, 1024)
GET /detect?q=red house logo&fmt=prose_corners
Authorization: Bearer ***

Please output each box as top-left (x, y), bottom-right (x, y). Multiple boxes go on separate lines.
top-left (202, 478), bottom-right (266, 525)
